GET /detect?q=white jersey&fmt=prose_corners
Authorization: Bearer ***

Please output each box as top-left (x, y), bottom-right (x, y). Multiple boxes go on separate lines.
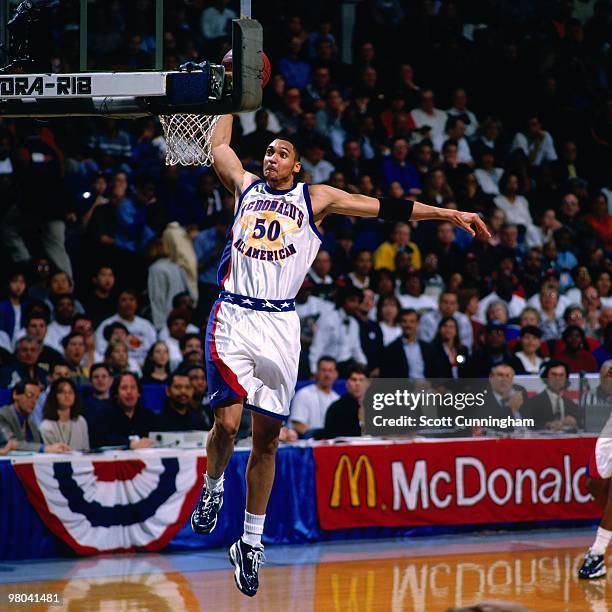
top-left (217, 180), bottom-right (322, 300)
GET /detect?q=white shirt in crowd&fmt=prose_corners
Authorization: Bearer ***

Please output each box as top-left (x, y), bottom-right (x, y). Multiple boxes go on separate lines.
top-left (396, 293), bottom-right (438, 313)
top-left (238, 109), bottom-right (282, 135)
top-left (200, 5), bottom-right (236, 39)
top-left (300, 158), bottom-right (335, 184)
top-left (379, 322), bottom-right (402, 346)
top-left (309, 308), bottom-right (367, 373)
top-left (511, 131), bottom-right (558, 166)
top-left (95, 315), bottom-right (156, 366)
top-left (477, 292), bottom-right (527, 323)
top-left (492, 194), bottom-right (534, 228)
top-left (402, 339), bottom-right (425, 378)
top-left (410, 107), bottom-right (448, 143)
top-left (446, 106), bottom-right (479, 137)
top-left (296, 294), bottom-right (335, 322)
top-left (432, 134), bottom-right (473, 164)
top-left (165, 337), bottom-right (184, 371)
top-left (45, 321), bottom-right (72, 353)
top-left (474, 167), bottom-right (504, 195)
top-left (158, 323), bottom-right (199, 342)
top-left (515, 352), bottom-right (545, 374)
top-left (527, 293), bottom-right (571, 319)
top-left (418, 310), bottom-right (473, 350)
top-left (290, 383), bottom-right (340, 430)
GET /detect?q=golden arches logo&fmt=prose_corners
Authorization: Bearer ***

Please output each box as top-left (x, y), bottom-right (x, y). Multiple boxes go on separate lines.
top-left (330, 454), bottom-right (377, 508)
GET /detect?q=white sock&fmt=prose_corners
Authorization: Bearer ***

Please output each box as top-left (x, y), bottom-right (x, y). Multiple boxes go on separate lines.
top-left (242, 511), bottom-right (265, 547)
top-left (205, 472), bottom-right (224, 492)
top-left (591, 527), bottom-right (612, 555)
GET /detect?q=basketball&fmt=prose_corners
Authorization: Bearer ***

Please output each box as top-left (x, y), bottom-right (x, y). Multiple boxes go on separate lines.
top-left (222, 50), bottom-right (271, 87)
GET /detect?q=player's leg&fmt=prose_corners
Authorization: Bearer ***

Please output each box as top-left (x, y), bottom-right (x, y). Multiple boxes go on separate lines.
top-left (191, 399), bottom-right (244, 535)
top-left (229, 411), bottom-right (282, 597)
top-left (579, 476), bottom-right (611, 579)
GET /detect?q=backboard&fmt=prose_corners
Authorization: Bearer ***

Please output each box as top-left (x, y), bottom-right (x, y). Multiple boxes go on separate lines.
top-left (0, 0), bottom-right (262, 118)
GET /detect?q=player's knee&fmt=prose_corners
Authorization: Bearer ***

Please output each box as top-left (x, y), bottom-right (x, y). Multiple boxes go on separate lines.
top-left (252, 433), bottom-right (279, 457)
top-left (215, 415), bottom-right (241, 439)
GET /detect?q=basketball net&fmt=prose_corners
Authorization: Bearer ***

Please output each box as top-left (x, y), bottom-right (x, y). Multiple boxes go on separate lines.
top-left (159, 113), bottom-right (220, 166)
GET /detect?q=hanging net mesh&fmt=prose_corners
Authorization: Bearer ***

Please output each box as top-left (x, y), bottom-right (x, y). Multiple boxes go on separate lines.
top-left (159, 113), bottom-right (220, 166)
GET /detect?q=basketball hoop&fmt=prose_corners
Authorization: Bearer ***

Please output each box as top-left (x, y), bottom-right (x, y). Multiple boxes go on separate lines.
top-left (159, 113), bottom-right (220, 167)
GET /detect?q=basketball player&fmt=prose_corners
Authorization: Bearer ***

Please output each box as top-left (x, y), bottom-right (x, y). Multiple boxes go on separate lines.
top-left (190, 114), bottom-right (490, 597)
top-left (579, 410), bottom-right (612, 579)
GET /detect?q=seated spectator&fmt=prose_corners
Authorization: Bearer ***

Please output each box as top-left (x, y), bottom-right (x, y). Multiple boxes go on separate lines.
top-left (104, 339), bottom-right (138, 377)
top-left (0, 336), bottom-right (48, 388)
top-left (430, 316), bottom-right (469, 378)
top-left (478, 363), bottom-right (528, 429)
top-left (440, 140), bottom-right (472, 194)
top-left (338, 248), bottom-right (372, 290)
top-left (433, 117), bottom-right (473, 165)
top-left (536, 209), bottom-right (563, 246)
top-left (493, 173), bottom-right (537, 240)
top-left (523, 360), bottom-right (581, 430)
top-left (278, 36), bottom-right (311, 91)
top-left (418, 290), bottom-right (473, 350)
top-left (559, 305), bottom-right (599, 349)
top-left (160, 309), bottom-right (191, 370)
top-left (583, 192), bottom-right (612, 251)
top-left (474, 149), bottom-right (504, 196)
top-left (0, 268), bottom-right (27, 343)
top-left (336, 139), bottom-right (375, 190)
top-left (510, 115), bottom-right (558, 167)
top-left (593, 306), bottom-right (612, 344)
top-left (309, 287), bottom-right (367, 377)
top-left (61, 332), bottom-right (89, 384)
top-left (291, 357), bottom-right (339, 438)
top-left (477, 275), bottom-right (527, 323)
top-left (563, 266), bottom-right (593, 306)
top-left (551, 140), bottom-right (587, 191)
top-left (184, 364), bottom-right (212, 429)
top-left (380, 137), bottom-right (421, 196)
top-left (553, 325), bottom-right (599, 373)
top-left (531, 283), bottom-right (565, 341)
top-left (410, 89), bottom-right (448, 144)
top-left (396, 269), bottom-right (438, 312)
top-left (494, 224), bottom-right (525, 269)
top-left (428, 220), bottom-right (464, 281)
top-left (301, 140), bottom-right (335, 184)
top-left (380, 309), bottom-right (437, 378)
top-left (322, 365), bottom-right (368, 439)
top-left (315, 88), bottom-right (348, 158)
top-left (447, 88), bottom-right (479, 138)
top-left (200, 0), bottom-right (236, 49)
top-left (584, 360), bottom-right (612, 415)
top-left (595, 271), bottom-right (612, 308)
top-left (373, 222), bottom-right (421, 272)
top-left (81, 363), bottom-right (113, 424)
top-left (0, 380), bottom-right (68, 453)
top-left (377, 295), bottom-right (402, 346)
top-left (96, 290), bottom-right (156, 366)
top-left (44, 271), bottom-right (84, 315)
top-left (355, 289), bottom-right (384, 375)
top-left (81, 265), bottom-right (117, 327)
top-left (157, 371), bottom-right (209, 432)
top-left (307, 250), bottom-right (335, 301)
top-left (593, 324), bottom-right (612, 368)
top-left (31, 360), bottom-right (71, 427)
top-left (276, 87), bottom-right (304, 135)
top-left (141, 341), bottom-right (171, 385)
top-left (45, 294), bottom-right (77, 353)
top-left (40, 377), bottom-right (89, 451)
top-left (16, 311), bottom-right (63, 372)
top-left (514, 325), bottom-right (547, 374)
top-left (93, 372), bottom-right (156, 449)
top-left (423, 169), bottom-right (454, 206)
top-left (460, 321), bottom-right (525, 378)
top-left (177, 334), bottom-right (204, 370)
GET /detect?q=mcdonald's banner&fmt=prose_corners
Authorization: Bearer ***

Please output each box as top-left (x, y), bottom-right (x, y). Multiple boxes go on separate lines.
top-left (314, 438), bottom-right (601, 530)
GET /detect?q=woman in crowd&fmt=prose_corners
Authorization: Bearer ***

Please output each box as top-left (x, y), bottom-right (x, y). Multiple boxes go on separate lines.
top-left (431, 316), bottom-right (469, 378)
top-left (553, 325), bottom-right (598, 373)
top-left (40, 377), bottom-right (89, 451)
top-left (141, 341), bottom-right (171, 384)
top-left (104, 339), bottom-right (137, 376)
top-left (514, 325), bottom-right (546, 374)
top-left (595, 271), bottom-right (612, 308)
top-left (376, 295), bottom-right (402, 346)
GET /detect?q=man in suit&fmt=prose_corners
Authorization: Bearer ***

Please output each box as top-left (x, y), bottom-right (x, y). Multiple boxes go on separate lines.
top-left (380, 309), bottom-right (437, 378)
top-left (479, 363), bottom-right (529, 428)
top-left (523, 360), bottom-right (582, 430)
top-left (0, 379), bottom-right (69, 453)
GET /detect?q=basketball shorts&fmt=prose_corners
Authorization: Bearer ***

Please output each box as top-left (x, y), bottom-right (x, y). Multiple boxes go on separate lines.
top-left (587, 413), bottom-right (612, 480)
top-left (205, 291), bottom-right (300, 421)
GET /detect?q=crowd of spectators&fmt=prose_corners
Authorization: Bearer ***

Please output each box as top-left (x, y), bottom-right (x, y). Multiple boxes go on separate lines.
top-left (0, 0), bottom-right (611, 451)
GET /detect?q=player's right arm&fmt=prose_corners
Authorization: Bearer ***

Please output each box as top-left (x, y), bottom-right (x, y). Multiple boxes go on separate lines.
top-left (211, 114), bottom-right (259, 201)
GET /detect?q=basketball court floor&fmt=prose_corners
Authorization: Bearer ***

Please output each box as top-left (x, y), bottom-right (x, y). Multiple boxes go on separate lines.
top-left (0, 528), bottom-right (608, 611)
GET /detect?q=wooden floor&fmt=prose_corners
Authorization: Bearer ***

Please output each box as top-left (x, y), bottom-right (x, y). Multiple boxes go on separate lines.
top-left (0, 530), bottom-right (609, 611)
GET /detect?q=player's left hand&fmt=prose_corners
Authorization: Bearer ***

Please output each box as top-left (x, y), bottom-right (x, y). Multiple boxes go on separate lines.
top-left (450, 210), bottom-right (491, 239)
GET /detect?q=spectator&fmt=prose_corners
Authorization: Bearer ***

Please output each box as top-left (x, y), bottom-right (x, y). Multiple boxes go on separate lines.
top-left (178, 333), bottom-right (204, 368)
top-left (45, 294), bottom-right (77, 353)
top-left (595, 271), bottom-right (612, 308)
top-left (322, 365), bottom-right (368, 439)
top-left (377, 295), bottom-right (402, 346)
top-left (410, 89), bottom-right (448, 144)
top-left (493, 173), bottom-right (537, 238)
top-left (396, 268), bottom-right (438, 312)
top-left (477, 275), bottom-right (527, 323)
top-left (94, 372), bottom-right (156, 449)
top-left (533, 284), bottom-right (565, 341)
top-left (81, 265), bottom-right (117, 327)
top-left (418, 290), bottom-right (474, 349)
top-left (560, 305), bottom-right (599, 348)
top-left (441, 141), bottom-right (472, 195)
top-left (447, 88), bottom-right (479, 138)
top-left (104, 339), bottom-right (136, 377)
top-left (342, 249), bottom-right (372, 291)
top-left (276, 87), bottom-right (304, 135)
top-left (44, 271), bottom-right (84, 314)
top-left (474, 151), bottom-right (504, 196)
top-left (514, 325), bottom-right (547, 374)
top-left (0, 336), bottom-right (47, 388)
top-left (81, 363), bottom-right (113, 426)
top-left (523, 360), bottom-right (581, 430)
top-left (536, 209), bottom-right (563, 246)
top-left (300, 140), bottom-right (335, 184)
top-left (200, 0), bottom-right (236, 47)
top-left (423, 169), bottom-right (454, 206)
top-left (30, 359), bottom-right (71, 427)
top-left (291, 356), bottom-right (339, 438)
top-left (584, 192), bottom-right (612, 251)
top-left (428, 221), bottom-right (464, 281)
top-left (61, 332), bottom-right (89, 384)
top-left (307, 250), bottom-right (335, 301)
top-left (355, 289), bottom-right (384, 375)
top-left (0, 379), bottom-right (69, 453)
top-left (71, 314), bottom-right (97, 374)
top-left (479, 363), bottom-right (528, 426)
top-left (460, 321), bottom-right (524, 378)
top-left (336, 139), bottom-right (375, 190)
top-left (95, 290), bottom-right (156, 366)
top-left (380, 309), bottom-right (437, 378)
top-left (184, 364), bottom-right (212, 428)
top-left (141, 341), bottom-right (171, 385)
top-left (309, 287), bottom-right (367, 377)
top-left (380, 138), bottom-right (421, 196)
top-left (593, 324), bottom-right (612, 368)
top-left (157, 371), bottom-right (208, 432)
top-left (17, 312), bottom-right (62, 372)
top-left (240, 109), bottom-right (280, 166)
top-left (0, 269), bottom-right (27, 343)
top-left (510, 116), bottom-right (558, 167)
top-left (553, 325), bottom-right (598, 373)
top-left (433, 117), bottom-right (473, 165)
top-left (315, 88), bottom-right (348, 158)
top-left (551, 140), bottom-right (587, 190)
top-left (278, 37), bottom-right (312, 91)
top-left (40, 377), bottom-right (89, 451)
top-left (430, 316), bottom-right (469, 379)
top-left (373, 222), bottom-right (421, 271)
top-left (583, 360), bottom-right (612, 415)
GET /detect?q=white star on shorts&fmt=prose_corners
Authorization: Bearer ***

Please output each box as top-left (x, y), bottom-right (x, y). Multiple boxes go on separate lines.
top-left (241, 298), bottom-right (254, 306)
top-left (280, 302), bottom-right (291, 309)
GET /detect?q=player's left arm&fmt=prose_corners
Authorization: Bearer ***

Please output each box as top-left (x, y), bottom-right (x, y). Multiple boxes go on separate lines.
top-left (309, 184), bottom-right (491, 238)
